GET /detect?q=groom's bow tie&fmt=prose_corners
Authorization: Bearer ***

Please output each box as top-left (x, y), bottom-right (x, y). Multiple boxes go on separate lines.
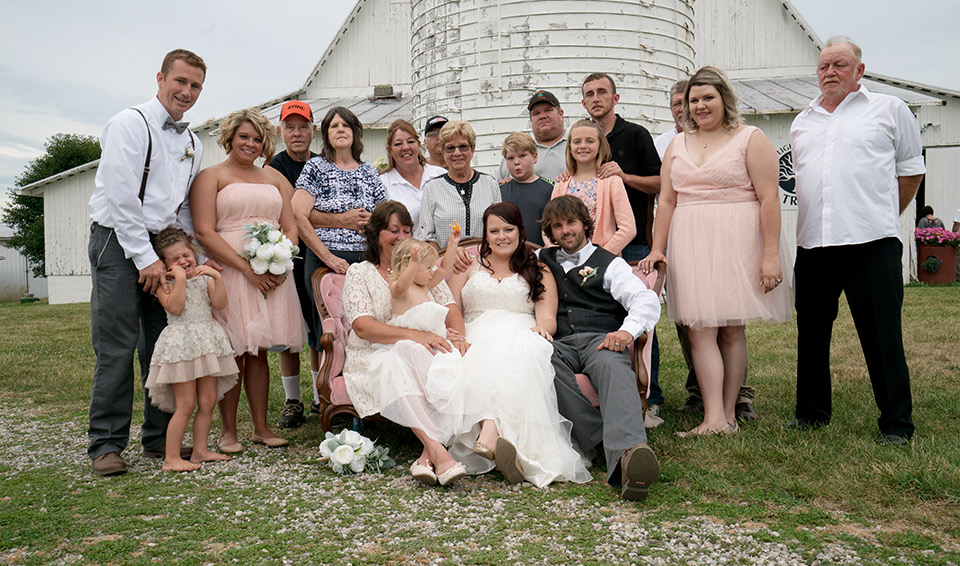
top-left (163, 117), bottom-right (189, 134)
top-left (556, 250), bottom-right (580, 264)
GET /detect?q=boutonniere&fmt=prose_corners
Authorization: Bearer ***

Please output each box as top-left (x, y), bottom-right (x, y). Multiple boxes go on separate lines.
top-left (578, 266), bottom-right (597, 286)
top-left (180, 146), bottom-right (195, 162)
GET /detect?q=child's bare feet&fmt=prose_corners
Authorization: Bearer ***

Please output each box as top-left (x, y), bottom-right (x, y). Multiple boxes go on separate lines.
top-left (162, 457), bottom-right (201, 472)
top-left (191, 449), bottom-right (230, 463)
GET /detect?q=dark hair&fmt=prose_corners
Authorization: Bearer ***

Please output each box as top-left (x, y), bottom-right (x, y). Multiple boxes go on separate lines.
top-left (582, 72), bottom-right (617, 95)
top-left (362, 200), bottom-right (414, 265)
top-left (479, 202), bottom-right (545, 302)
top-left (161, 49), bottom-right (206, 78)
top-left (151, 226), bottom-right (196, 260)
top-left (539, 195), bottom-right (595, 245)
top-left (320, 106), bottom-right (364, 162)
top-left (920, 205), bottom-right (935, 217)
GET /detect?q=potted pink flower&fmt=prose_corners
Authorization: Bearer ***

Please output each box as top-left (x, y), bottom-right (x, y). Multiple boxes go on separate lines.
top-left (915, 227), bottom-right (960, 285)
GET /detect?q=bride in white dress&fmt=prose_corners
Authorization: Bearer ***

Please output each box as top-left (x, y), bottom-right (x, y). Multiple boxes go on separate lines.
top-left (436, 202), bottom-right (591, 487)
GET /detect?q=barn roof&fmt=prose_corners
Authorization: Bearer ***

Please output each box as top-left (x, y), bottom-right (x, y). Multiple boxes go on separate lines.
top-left (734, 76), bottom-right (944, 115)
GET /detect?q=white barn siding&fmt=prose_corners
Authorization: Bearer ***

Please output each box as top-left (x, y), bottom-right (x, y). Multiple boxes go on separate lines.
top-left (0, 234), bottom-right (48, 301)
top-left (40, 168), bottom-right (96, 303)
top-left (694, 0), bottom-right (819, 77)
top-left (303, 0), bottom-right (414, 99)
top-left (924, 146), bottom-right (960, 223)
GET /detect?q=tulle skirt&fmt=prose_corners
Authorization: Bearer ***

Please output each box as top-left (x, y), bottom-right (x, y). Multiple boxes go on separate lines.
top-left (665, 199), bottom-right (792, 328)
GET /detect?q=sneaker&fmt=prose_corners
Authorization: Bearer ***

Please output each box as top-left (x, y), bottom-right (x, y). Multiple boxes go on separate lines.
top-left (92, 452), bottom-right (127, 477)
top-left (677, 395), bottom-right (704, 414)
top-left (876, 433), bottom-right (910, 446)
top-left (643, 404), bottom-right (664, 429)
top-left (309, 402), bottom-right (321, 418)
top-left (277, 399), bottom-right (305, 429)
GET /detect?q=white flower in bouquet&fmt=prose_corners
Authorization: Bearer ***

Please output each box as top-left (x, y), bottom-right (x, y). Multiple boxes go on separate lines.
top-left (255, 243), bottom-right (275, 261)
top-left (341, 430), bottom-right (363, 447)
top-left (268, 261), bottom-right (287, 275)
top-left (358, 436), bottom-right (375, 457)
top-left (331, 444), bottom-right (357, 467)
top-left (243, 239), bottom-right (260, 256)
top-left (267, 229), bottom-right (283, 243)
top-left (250, 258), bottom-right (269, 275)
top-left (274, 245), bottom-right (292, 262)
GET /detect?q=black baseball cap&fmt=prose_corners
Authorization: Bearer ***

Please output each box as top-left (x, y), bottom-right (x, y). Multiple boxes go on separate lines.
top-left (424, 116), bottom-right (449, 134)
top-left (527, 90), bottom-right (561, 111)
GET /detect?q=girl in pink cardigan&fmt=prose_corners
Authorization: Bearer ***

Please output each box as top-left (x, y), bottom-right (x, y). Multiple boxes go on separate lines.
top-left (550, 120), bottom-right (636, 255)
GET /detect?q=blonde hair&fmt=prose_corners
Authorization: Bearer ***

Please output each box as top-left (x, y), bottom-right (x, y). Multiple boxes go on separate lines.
top-left (501, 131), bottom-right (538, 157)
top-left (383, 119), bottom-right (425, 172)
top-left (390, 238), bottom-right (438, 282)
top-left (218, 108), bottom-right (278, 164)
top-left (681, 66), bottom-right (741, 133)
top-left (565, 119), bottom-right (611, 173)
top-left (438, 120), bottom-right (476, 149)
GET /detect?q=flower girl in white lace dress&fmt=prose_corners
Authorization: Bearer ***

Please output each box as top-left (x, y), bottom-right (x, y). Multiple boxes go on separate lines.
top-left (145, 228), bottom-right (239, 472)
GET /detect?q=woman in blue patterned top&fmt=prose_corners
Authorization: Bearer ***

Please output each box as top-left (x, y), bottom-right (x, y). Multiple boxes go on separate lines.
top-left (292, 106), bottom-right (385, 355)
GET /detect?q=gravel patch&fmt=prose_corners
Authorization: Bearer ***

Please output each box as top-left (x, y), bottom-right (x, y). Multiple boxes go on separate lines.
top-left (0, 402), bottom-right (942, 565)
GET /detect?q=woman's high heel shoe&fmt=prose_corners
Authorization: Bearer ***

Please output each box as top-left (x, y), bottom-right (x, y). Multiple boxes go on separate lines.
top-left (473, 440), bottom-right (495, 460)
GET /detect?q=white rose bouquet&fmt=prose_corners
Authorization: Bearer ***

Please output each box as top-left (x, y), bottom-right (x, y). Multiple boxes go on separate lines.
top-left (240, 221), bottom-right (300, 281)
top-left (318, 430), bottom-right (396, 475)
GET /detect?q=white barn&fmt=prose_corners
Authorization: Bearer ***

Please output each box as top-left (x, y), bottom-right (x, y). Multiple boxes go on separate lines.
top-left (21, 0), bottom-right (959, 304)
top-left (0, 222), bottom-right (48, 301)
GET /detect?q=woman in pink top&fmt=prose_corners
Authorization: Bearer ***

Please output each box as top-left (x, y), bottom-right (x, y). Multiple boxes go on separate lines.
top-left (640, 67), bottom-right (791, 437)
top-left (550, 120), bottom-right (635, 255)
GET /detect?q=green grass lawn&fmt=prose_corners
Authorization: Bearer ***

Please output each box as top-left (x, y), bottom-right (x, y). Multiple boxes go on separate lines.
top-left (1, 287), bottom-right (958, 565)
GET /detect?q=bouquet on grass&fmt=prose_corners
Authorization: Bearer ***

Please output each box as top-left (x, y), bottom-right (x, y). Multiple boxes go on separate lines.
top-left (319, 429), bottom-right (397, 475)
top-left (240, 222), bottom-right (300, 294)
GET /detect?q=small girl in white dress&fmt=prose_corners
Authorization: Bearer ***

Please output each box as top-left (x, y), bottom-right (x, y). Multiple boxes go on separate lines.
top-left (389, 226), bottom-right (461, 317)
top-left (145, 227), bottom-right (239, 472)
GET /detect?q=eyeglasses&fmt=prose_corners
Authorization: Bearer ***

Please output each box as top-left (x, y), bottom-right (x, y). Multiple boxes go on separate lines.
top-left (443, 144), bottom-right (472, 154)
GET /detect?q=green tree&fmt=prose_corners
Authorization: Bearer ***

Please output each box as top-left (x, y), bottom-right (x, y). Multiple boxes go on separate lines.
top-left (2, 133), bottom-right (101, 277)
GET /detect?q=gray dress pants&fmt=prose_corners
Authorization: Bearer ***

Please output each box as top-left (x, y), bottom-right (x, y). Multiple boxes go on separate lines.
top-left (551, 332), bottom-right (648, 486)
top-left (87, 223), bottom-right (171, 459)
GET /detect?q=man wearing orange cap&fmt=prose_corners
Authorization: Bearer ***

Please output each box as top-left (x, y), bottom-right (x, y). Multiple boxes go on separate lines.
top-left (267, 100), bottom-right (319, 429)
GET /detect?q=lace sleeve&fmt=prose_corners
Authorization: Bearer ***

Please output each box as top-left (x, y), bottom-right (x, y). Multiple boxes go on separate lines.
top-left (343, 262), bottom-right (375, 326)
top-left (430, 279), bottom-right (455, 306)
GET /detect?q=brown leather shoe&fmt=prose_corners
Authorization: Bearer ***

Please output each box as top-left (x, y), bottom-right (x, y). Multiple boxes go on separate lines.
top-left (92, 452), bottom-right (127, 476)
top-left (620, 443), bottom-right (659, 501)
top-left (735, 402), bottom-right (760, 422)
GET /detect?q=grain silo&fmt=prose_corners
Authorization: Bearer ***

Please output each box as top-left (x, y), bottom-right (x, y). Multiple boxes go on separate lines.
top-left (411, 0), bottom-right (696, 170)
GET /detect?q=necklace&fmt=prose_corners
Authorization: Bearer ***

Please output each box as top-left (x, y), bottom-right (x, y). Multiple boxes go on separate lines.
top-left (695, 129), bottom-right (726, 149)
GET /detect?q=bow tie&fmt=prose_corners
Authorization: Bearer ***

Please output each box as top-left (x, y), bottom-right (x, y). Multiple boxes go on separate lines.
top-left (163, 117), bottom-right (189, 134)
top-left (556, 249), bottom-right (580, 264)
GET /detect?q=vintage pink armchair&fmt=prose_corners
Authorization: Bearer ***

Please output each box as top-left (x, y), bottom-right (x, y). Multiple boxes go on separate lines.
top-left (310, 239), bottom-right (665, 431)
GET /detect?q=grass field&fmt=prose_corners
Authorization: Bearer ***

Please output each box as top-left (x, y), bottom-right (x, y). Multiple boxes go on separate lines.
top-left (1, 285), bottom-right (958, 565)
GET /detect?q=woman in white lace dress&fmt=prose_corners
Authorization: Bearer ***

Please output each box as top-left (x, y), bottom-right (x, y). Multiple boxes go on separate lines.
top-left (342, 200), bottom-right (471, 486)
top-left (438, 202), bottom-right (591, 487)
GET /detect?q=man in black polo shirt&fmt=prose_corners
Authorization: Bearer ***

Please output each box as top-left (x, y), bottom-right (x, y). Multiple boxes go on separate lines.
top-left (267, 100), bottom-right (319, 429)
top-left (581, 72), bottom-right (664, 425)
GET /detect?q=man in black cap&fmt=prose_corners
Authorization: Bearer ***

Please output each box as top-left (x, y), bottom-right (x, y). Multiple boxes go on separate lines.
top-left (423, 115), bottom-right (449, 169)
top-left (499, 89), bottom-right (567, 183)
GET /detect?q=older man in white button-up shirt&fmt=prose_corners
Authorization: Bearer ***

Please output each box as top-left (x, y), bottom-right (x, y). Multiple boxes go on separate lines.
top-left (787, 37), bottom-right (925, 444)
top-left (86, 49), bottom-right (206, 476)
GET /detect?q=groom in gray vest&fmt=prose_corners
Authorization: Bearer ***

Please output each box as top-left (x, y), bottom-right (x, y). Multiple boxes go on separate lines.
top-left (538, 195), bottom-right (662, 500)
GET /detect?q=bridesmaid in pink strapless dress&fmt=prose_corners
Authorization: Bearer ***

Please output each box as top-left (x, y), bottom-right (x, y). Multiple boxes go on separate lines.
top-left (640, 67), bottom-right (790, 437)
top-left (190, 108), bottom-right (304, 452)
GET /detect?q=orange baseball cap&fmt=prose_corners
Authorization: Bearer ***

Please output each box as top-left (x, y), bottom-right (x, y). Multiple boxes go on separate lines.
top-left (280, 100), bottom-right (313, 122)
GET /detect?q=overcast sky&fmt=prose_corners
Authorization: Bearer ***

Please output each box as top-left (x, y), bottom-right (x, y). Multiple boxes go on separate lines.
top-left (1, 0), bottom-right (957, 197)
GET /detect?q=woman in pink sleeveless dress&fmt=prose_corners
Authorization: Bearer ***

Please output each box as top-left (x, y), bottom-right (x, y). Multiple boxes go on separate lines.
top-left (191, 109), bottom-right (306, 453)
top-left (641, 67), bottom-right (791, 437)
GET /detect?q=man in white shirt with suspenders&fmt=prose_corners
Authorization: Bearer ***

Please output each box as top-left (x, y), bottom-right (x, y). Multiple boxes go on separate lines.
top-left (87, 49), bottom-right (206, 475)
